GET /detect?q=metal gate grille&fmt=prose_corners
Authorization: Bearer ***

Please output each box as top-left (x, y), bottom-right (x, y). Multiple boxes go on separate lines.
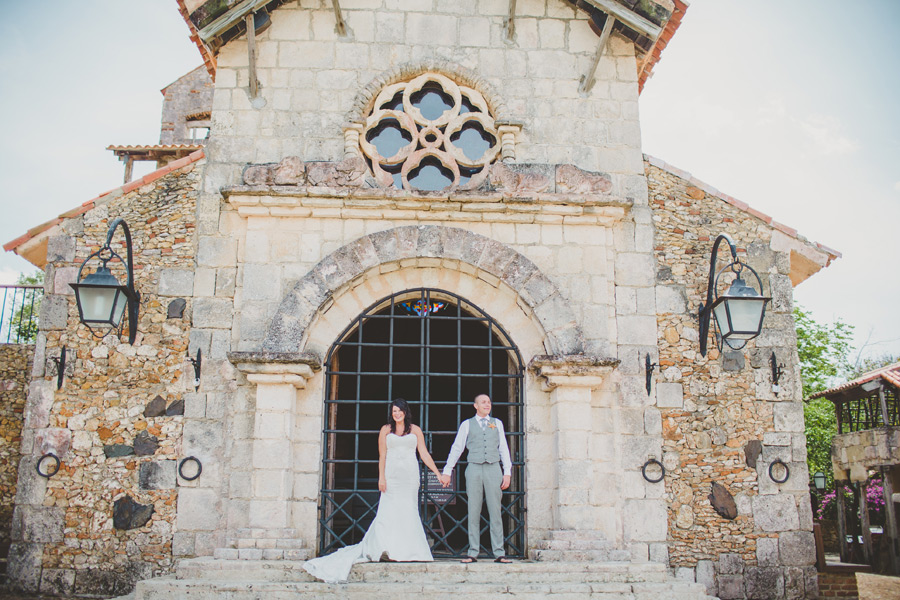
top-left (318, 288), bottom-right (526, 558)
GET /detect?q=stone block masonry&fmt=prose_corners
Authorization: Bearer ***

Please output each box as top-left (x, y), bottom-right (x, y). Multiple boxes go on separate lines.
top-left (0, 344), bottom-right (33, 580)
top-left (647, 158), bottom-right (818, 599)
top-left (7, 160), bottom-right (202, 596)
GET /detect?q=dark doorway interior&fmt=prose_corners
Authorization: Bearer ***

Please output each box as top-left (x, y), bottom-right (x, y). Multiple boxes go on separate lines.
top-left (318, 288), bottom-right (526, 558)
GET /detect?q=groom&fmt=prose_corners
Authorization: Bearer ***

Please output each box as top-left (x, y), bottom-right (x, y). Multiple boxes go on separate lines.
top-left (440, 394), bottom-right (512, 563)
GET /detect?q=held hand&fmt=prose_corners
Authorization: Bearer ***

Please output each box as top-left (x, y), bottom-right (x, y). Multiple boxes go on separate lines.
top-left (379, 478), bottom-right (387, 493)
top-left (439, 474), bottom-right (451, 488)
top-left (501, 475), bottom-right (511, 490)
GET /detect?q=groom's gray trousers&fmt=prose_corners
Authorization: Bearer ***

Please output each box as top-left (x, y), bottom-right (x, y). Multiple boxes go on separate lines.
top-left (465, 461), bottom-right (503, 557)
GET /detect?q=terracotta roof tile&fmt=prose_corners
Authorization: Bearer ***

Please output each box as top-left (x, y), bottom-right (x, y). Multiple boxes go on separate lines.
top-left (639, 0), bottom-right (689, 94)
top-left (106, 144), bottom-right (203, 151)
top-left (3, 150), bottom-right (205, 257)
top-left (645, 153), bottom-right (841, 262)
top-left (809, 362), bottom-right (900, 400)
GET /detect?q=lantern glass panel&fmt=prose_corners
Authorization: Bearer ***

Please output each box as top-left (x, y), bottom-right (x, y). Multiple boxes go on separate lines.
top-left (723, 297), bottom-right (767, 338)
top-left (76, 286), bottom-right (127, 327)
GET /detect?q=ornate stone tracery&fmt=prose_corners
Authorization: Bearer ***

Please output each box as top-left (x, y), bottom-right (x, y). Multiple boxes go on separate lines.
top-left (358, 73), bottom-right (501, 192)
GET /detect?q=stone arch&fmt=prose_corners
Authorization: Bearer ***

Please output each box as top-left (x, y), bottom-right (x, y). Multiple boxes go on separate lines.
top-left (261, 225), bottom-right (584, 356)
top-left (346, 59), bottom-right (510, 124)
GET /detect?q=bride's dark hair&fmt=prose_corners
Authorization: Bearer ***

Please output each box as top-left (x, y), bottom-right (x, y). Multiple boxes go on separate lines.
top-left (387, 398), bottom-right (413, 436)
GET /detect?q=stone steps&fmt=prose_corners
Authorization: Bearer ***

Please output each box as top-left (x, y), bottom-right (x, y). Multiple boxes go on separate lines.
top-left (532, 530), bottom-right (631, 562)
top-left (214, 527), bottom-right (312, 561)
top-left (175, 558), bottom-right (670, 584)
top-left (120, 559), bottom-right (718, 599)
top-left (531, 548), bottom-right (632, 562)
top-left (132, 577), bottom-right (715, 600)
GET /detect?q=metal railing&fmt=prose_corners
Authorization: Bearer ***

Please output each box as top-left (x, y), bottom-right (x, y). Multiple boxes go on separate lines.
top-left (0, 285), bottom-right (43, 344)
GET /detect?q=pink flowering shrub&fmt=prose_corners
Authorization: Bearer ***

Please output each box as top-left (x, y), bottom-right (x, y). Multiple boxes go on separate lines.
top-left (817, 475), bottom-right (885, 526)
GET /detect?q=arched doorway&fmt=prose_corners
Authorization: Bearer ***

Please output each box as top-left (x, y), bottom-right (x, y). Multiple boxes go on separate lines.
top-left (317, 288), bottom-right (526, 558)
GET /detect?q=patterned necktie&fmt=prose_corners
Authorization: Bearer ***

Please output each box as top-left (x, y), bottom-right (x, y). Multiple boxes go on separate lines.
top-left (480, 418), bottom-right (487, 430)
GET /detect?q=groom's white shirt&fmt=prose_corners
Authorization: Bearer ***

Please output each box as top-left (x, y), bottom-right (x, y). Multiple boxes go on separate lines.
top-left (442, 417), bottom-right (512, 477)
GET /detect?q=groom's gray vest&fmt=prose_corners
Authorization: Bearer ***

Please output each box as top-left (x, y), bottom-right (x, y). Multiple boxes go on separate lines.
top-left (466, 417), bottom-right (500, 464)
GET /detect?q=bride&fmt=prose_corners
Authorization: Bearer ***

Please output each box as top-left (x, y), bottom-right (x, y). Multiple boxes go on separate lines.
top-left (303, 398), bottom-right (445, 583)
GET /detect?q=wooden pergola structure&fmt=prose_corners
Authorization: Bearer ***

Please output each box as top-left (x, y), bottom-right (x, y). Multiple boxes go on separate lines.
top-left (812, 363), bottom-right (900, 573)
top-left (107, 144), bottom-right (203, 183)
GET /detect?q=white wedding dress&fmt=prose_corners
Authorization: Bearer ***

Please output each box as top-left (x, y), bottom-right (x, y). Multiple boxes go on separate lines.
top-left (303, 432), bottom-right (434, 583)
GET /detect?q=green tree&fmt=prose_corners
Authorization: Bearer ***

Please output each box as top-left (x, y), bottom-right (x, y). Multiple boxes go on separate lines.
top-left (795, 305), bottom-right (854, 486)
top-left (7, 270), bottom-right (43, 343)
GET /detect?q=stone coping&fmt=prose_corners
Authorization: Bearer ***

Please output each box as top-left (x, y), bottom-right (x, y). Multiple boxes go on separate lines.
top-left (528, 354), bottom-right (620, 371)
top-left (227, 351), bottom-right (322, 370)
top-left (222, 185), bottom-right (633, 209)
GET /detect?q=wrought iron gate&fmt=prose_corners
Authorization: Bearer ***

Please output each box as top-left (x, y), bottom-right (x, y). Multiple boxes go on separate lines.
top-left (318, 288), bottom-right (526, 558)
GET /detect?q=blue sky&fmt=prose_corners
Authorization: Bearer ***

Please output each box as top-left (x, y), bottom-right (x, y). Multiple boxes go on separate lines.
top-left (1, 1), bottom-right (897, 363)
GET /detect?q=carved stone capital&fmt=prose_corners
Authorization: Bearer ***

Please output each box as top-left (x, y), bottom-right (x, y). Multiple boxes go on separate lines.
top-left (228, 351), bottom-right (321, 389)
top-left (528, 355), bottom-right (618, 391)
top-left (342, 122), bottom-right (364, 159)
top-left (495, 121), bottom-right (523, 162)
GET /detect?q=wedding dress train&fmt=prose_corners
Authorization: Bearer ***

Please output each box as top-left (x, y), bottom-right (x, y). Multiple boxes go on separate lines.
top-left (303, 432), bottom-right (433, 583)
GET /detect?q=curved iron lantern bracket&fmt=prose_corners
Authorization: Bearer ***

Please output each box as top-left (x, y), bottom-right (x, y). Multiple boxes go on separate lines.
top-left (70, 218), bottom-right (141, 344)
top-left (698, 233), bottom-right (770, 357)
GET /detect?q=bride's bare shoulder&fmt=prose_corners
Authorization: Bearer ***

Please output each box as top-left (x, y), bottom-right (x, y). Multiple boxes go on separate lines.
top-left (411, 424), bottom-right (423, 435)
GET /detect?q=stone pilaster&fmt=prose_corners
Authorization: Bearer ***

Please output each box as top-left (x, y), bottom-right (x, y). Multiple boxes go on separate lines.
top-left (530, 355), bottom-right (616, 531)
top-left (229, 352), bottom-right (319, 549)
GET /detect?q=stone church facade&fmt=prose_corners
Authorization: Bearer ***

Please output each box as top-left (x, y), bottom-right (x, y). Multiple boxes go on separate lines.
top-left (3, 1), bottom-right (839, 598)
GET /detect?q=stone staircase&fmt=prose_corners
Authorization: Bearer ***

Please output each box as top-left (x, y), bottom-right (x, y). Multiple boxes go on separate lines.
top-left (211, 527), bottom-right (311, 561)
top-left (123, 558), bottom-right (718, 599)
top-left (532, 529), bottom-right (632, 562)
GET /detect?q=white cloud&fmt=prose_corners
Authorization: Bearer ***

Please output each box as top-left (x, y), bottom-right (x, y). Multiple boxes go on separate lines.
top-left (0, 267), bottom-right (21, 285)
top-left (797, 114), bottom-right (860, 156)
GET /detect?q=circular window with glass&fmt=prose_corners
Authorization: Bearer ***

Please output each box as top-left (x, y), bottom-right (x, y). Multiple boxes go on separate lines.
top-left (360, 73), bottom-right (500, 192)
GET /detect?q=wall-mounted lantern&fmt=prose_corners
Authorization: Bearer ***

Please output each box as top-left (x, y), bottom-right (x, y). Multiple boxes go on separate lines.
top-left (813, 471), bottom-right (827, 492)
top-left (70, 218), bottom-right (140, 344)
top-left (698, 233), bottom-right (770, 356)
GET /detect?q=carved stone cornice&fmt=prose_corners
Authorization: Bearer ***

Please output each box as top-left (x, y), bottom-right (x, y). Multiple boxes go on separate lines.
top-left (228, 351), bottom-right (321, 388)
top-left (528, 355), bottom-right (619, 391)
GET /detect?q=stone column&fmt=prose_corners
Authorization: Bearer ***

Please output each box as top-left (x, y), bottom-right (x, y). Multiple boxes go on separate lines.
top-left (530, 356), bottom-right (615, 530)
top-left (230, 353), bottom-right (319, 534)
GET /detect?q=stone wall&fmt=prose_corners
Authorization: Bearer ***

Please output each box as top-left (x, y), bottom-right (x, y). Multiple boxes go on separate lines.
top-left (160, 65), bottom-right (215, 146)
top-left (832, 427), bottom-right (900, 482)
top-left (7, 160), bottom-right (202, 596)
top-left (186, 0), bottom-right (659, 562)
top-left (0, 344), bottom-right (33, 567)
top-left (646, 158), bottom-right (818, 599)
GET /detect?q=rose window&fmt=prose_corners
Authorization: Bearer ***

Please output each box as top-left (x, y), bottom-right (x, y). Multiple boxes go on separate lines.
top-left (360, 74), bottom-right (500, 192)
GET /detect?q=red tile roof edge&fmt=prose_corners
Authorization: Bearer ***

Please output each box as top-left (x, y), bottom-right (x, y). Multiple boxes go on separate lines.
top-left (645, 153), bottom-right (842, 261)
top-left (809, 362), bottom-right (900, 400)
top-left (4, 150), bottom-right (205, 255)
top-left (638, 0), bottom-right (689, 95)
top-left (176, 0), bottom-right (217, 81)
top-left (174, 1), bottom-right (678, 94)
top-left (106, 144), bottom-right (204, 151)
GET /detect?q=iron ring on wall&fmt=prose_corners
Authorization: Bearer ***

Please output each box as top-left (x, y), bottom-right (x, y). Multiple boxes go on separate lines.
top-left (178, 456), bottom-right (202, 481)
top-left (36, 453), bottom-right (60, 478)
top-left (768, 459), bottom-right (790, 484)
top-left (641, 458), bottom-right (665, 483)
